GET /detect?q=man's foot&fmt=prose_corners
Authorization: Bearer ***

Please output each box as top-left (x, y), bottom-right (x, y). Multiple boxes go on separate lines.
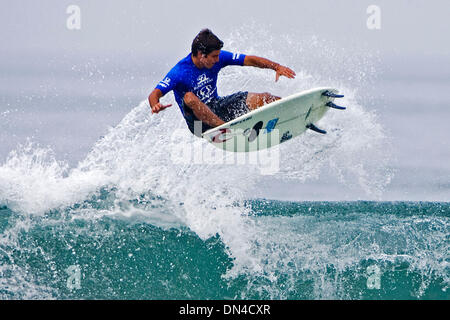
top-left (246, 92), bottom-right (281, 110)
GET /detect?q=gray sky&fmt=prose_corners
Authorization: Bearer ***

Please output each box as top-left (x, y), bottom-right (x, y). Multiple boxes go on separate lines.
top-left (1, 0), bottom-right (449, 59)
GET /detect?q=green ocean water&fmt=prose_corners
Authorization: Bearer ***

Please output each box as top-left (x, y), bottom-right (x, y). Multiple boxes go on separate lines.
top-left (1, 199), bottom-right (448, 300)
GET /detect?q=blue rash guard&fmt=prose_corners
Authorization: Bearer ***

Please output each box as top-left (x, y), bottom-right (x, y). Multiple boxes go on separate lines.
top-left (155, 50), bottom-right (247, 132)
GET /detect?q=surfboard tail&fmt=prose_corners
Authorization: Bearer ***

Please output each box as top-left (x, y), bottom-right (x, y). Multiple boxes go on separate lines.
top-left (322, 90), bottom-right (344, 98)
top-left (306, 123), bottom-right (327, 134)
top-left (326, 101), bottom-right (346, 110)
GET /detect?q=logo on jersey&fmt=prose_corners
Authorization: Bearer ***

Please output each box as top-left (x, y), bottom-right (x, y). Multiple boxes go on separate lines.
top-left (196, 73), bottom-right (210, 86)
top-left (232, 53), bottom-right (241, 60)
top-left (194, 73), bottom-right (214, 91)
top-left (158, 77), bottom-right (171, 88)
top-left (193, 73), bottom-right (215, 103)
top-left (197, 85), bottom-right (216, 103)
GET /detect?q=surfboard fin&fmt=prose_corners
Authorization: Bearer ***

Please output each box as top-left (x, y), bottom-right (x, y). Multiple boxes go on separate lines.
top-left (326, 101), bottom-right (346, 110)
top-left (322, 91), bottom-right (344, 98)
top-left (306, 123), bottom-right (327, 134)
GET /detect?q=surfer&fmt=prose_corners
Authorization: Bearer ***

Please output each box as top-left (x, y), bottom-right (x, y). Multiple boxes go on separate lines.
top-left (148, 28), bottom-right (296, 136)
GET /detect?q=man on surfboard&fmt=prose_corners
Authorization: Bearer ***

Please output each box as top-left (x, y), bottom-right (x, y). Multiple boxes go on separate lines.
top-left (148, 29), bottom-right (296, 136)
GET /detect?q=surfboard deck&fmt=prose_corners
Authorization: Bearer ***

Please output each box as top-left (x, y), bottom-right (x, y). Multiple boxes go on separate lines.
top-left (202, 87), bottom-right (345, 152)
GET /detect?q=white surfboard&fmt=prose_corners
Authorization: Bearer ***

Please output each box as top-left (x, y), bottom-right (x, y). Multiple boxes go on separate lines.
top-left (202, 87), bottom-right (345, 152)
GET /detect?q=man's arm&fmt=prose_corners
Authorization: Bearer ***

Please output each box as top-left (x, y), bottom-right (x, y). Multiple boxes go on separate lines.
top-left (148, 88), bottom-right (172, 114)
top-left (243, 56), bottom-right (296, 82)
top-left (183, 92), bottom-right (225, 127)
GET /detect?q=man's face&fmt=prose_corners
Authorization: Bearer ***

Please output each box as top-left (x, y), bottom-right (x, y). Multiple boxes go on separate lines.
top-left (199, 50), bottom-right (220, 69)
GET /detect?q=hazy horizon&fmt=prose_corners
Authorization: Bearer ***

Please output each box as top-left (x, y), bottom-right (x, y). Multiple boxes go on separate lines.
top-left (1, 0), bottom-right (449, 56)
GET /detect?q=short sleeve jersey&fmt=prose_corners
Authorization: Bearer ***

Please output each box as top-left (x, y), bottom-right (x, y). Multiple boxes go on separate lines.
top-left (155, 50), bottom-right (246, 116)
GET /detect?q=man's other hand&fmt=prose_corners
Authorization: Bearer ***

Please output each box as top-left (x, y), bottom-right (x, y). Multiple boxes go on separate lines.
top-left (275, 65), bottom-right (296, 82)
top-left (151, 102), bottom-right (172, 114)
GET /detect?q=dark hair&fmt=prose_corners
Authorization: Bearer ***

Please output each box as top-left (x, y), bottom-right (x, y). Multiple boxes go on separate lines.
top-left (191, 29), bottom-right (224, 56)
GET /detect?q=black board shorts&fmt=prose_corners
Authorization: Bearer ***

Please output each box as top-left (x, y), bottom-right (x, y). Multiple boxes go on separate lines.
top-left (183, 91), bottom-right (249, 136)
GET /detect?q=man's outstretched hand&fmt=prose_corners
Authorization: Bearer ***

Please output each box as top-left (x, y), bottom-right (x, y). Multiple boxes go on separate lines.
top-left (275, 65), bottom-right (296, 82)
top-left (151, 102), bottom-right (172, 114)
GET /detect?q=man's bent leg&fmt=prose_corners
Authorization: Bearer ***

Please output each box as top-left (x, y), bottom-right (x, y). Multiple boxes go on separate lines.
top-left (246, 92), bottom-right (281, 110)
